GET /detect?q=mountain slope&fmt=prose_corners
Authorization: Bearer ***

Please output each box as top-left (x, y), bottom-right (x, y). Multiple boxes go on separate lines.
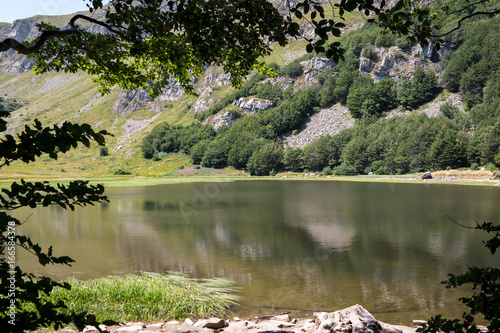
top-left (0, 4), bottom-right (498, 177)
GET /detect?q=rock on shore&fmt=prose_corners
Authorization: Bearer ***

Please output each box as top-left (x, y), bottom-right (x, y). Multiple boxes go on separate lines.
top-left (71, 305), bottom-right (418, 333)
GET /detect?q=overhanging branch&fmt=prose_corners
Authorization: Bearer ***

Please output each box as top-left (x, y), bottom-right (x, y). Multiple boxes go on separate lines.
top-left (0, 13), bottom-right (127, 55)
top-left (0, 28), bottom-right (78, 54)
top-left (432, 10), bottom-right (500, 38)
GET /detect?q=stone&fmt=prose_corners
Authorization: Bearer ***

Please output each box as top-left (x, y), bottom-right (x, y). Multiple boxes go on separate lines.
top-left (60, 329), bottom-right (78, 333)
top-left (421, 172), bottom-right (433, 180)
top-left (271, 314), bottom-right (291, 322)
top-left (412, 320), bottom-right (427, 326)
top-left (99, 324), bottom-right (111, 333)
top-left (195, 318), bottom-right (228, 329)
top-left (254, 321), bottom-right (286, 330)
top-left (185, 318), bottom-right (195, 326)
top-left (147, 323), bottom-right (165, 329)
top-left (115, 325), bottom-right (144, 333)
top-left (83, 326), bottom-right (99, 333)
top-left (224, 320), bottom-right (257, 333)
top-left (314, 304), bottom-right (402, 333)
top-left (175, 323), bottom-right (213, 333)
top-left (269, 320), bottom-right (295, 328)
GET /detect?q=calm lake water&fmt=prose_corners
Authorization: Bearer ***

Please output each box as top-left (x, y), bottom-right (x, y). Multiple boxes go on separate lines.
top-left (13, 180), bottom-right (500, 324)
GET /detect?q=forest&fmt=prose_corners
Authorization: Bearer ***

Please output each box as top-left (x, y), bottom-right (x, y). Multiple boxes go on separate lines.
top-left (141, 13), bottom-right (500, 176)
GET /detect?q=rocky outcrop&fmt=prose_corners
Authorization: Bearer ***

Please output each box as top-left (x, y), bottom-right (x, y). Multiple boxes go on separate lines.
top-left (155, 80), bottom-right (186, 102)
top-left (285, 105), bottom-right (354, 148)
top-left (233, 98), bottom-right (274, 115)
top-left (0, 19), bottom-right (38, 72)
top-left (300, 57), bottom-right (336, 71)
top-left (205, 111), bottom-right (241, 130)
top-left (73, 305), bottom-right (417, 333)
top-left (205, 72), bottom-right (232, 86)
top-left (300, 57), bottom-right (337, 83)
top-left (359, 46), bottom-right (429, 82)
top-left (411, 44), bottom-right (440, 63)
top-left (0, 19), bottom-right (38, 57)
top-left (266, 76), bottom-right (296, 90)
top-left (0, 54), bottom-right (33, 73)
top-left (112, 89), bottom-right (152, 115)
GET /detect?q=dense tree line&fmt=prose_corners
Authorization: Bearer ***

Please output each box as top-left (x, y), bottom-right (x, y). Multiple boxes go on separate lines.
top-left (142, 61), bottom-right (440, 176)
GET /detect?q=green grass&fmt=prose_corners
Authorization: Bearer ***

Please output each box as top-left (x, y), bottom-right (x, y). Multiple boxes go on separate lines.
top-left (44, 272), bottom-right (239, 323)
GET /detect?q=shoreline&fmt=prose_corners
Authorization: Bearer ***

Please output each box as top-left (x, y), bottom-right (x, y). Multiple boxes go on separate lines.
top-left (1, 170), bottom-right (499, 188)
top-left (57, 305), bottom-right (424, 333)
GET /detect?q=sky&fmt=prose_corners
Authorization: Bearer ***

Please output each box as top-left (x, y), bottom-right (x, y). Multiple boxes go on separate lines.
top-left (0, 0), bottom-right (92, 23)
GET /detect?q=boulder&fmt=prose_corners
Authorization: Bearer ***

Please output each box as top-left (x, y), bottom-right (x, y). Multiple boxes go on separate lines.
top-left (271, 314), bottom-right (291, 322)
top-left (194, 318), bottom-right (228, 329)
top-left (421, 172), bottom-right (433, 180)
top-left (175, 323), bottom-right (212, 333)
top-left (205, 111), bottom-right (241, 130)
top-left (115, 325), bottom-right (143, 333)
top-left (233, 97), bottom-right (275, 114)
top-left (314, 304), bottom-right (402, 333)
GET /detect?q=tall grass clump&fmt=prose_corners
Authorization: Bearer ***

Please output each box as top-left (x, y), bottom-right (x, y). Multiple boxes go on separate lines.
top-left (44, 272), bottom-right (239, 323)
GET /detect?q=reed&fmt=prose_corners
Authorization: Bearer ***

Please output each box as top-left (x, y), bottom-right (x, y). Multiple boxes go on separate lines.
top-left (44, 272), bottom-right (239, 323)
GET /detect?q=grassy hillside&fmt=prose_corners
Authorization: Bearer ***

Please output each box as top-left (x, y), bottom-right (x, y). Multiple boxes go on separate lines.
top-left (0, 2), bottom-right (499, 180)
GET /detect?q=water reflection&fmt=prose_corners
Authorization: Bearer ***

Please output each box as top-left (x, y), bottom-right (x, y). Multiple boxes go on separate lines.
top-left (12, 180), bottom-right (500, 324)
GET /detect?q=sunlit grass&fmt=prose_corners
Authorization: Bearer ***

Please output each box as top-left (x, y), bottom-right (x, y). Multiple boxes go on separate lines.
top-left (45, 272), bottom-right (239, 323)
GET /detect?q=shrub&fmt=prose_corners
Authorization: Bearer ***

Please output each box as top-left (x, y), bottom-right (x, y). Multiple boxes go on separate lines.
top-left (470, 163), bottom-right (479, 170)
top-left (280, 59), bottom-right (303, 78)
top-left (485, 162), bottom-right (498, 171)
top-left (113, 167), bottom-right (132, 175)
top-left (440, 102), bottom-right (460, 119)
top-left (99, 147), bottom-right (109, 157)
top-left (333, 163), bottom-right (358, 175)
top-left (321, 166), bottom-right (333, 176)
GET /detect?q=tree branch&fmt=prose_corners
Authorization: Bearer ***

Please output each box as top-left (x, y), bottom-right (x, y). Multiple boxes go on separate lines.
top-left (0, 13), bottom-right (128, 55)
top-left (0, 28), bottom-right (78, 54)
top-left (433, 10), bottom-right (500, 38)
top-left (446, 214), bottom-right (476, 229)
top-left (69, 14), bottom-right (128, 40)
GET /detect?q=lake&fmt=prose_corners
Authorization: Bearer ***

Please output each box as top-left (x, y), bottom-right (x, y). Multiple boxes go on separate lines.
top-left (13, 180), bottom-right (500, 325)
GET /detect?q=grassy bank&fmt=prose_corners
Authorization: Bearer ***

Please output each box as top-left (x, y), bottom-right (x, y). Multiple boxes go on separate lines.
top-left (42, 272), bottom-right (239, 323)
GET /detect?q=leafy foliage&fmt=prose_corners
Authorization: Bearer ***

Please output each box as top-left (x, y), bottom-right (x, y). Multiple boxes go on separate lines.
top-left (418, 222), bottom-right (500, 333)
top-left (0, 112), bottom-right (112, 331)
